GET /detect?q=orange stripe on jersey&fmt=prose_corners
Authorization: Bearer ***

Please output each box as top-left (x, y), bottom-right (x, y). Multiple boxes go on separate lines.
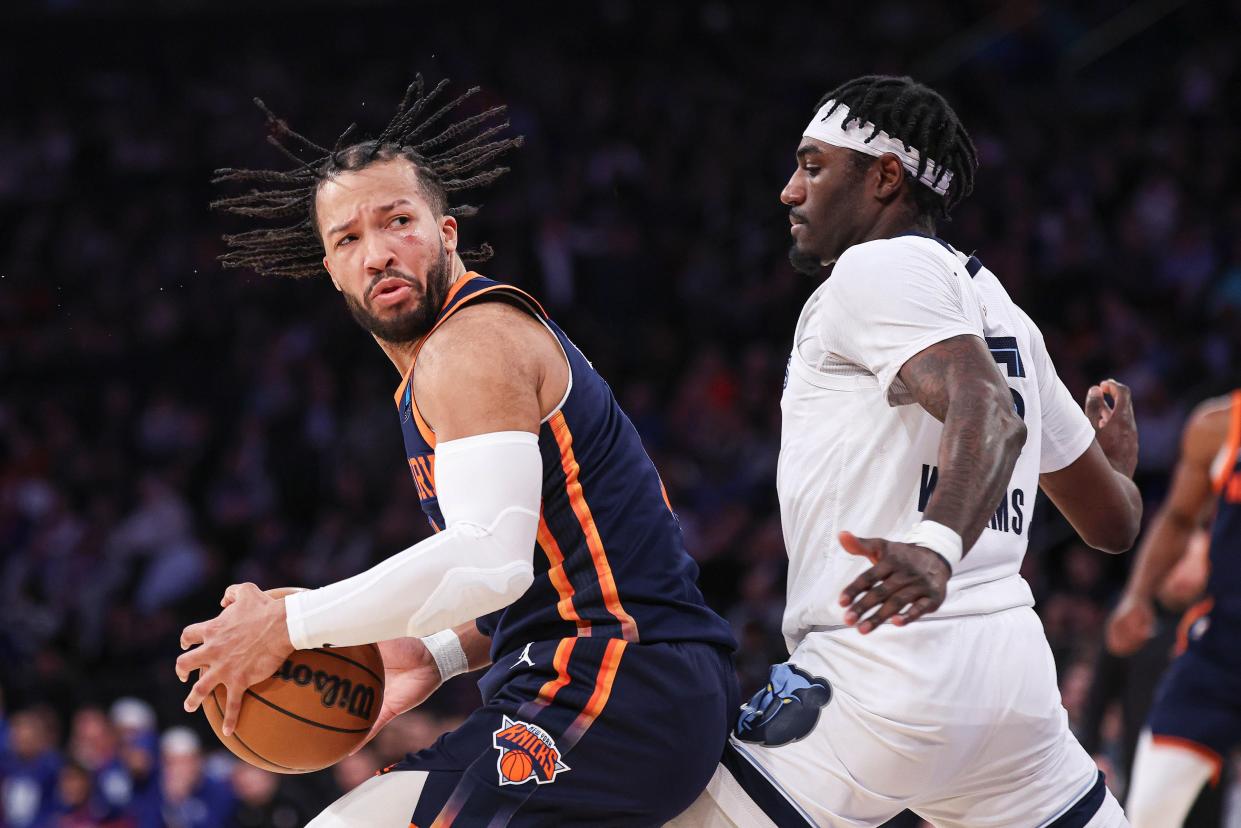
top-left (538, 512), bottom-right (592, 635)
top-left (659, 479), bottom-right (674, 513)
top-left (1174, 597), bottom-right (1213, 657)
top-left (566, 638), bottom-right (627, 742)
top-left (1212, 390), bottom-right (1241, 493)
top-left (549, 412), bottom-right (639, 642)
top-left (1150, 734), bottom-right (1223, 786)
top-left (392, 274), bottom-right (477, 405)
top-left (533, 637), bottom-right (576, 706)
top-left (429, 800), bottom-right (461, 828)
top-left (393, 277), bottom-right (548, 450)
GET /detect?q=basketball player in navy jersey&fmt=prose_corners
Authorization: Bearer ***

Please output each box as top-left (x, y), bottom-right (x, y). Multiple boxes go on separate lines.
top-left (1107, 390), bottom-right (1241, 827)
top-left (174, 79), bottom-right (738, 827)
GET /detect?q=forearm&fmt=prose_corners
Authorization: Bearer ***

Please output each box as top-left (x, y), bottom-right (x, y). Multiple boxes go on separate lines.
top-left (457, 620), bottom-right (493, 671)
top-left (285, 432), bottom-right (541, 649)
top-left (924, 390), bottom-right (1027, 552)
top-left (1112, 471), bottom-right (1143, 546)
top-left (1125, 507), bottom-right (1195, 601)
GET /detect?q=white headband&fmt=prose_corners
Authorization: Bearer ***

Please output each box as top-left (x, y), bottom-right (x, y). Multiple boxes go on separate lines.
top-left (803, 100), bottom-right (953, 196)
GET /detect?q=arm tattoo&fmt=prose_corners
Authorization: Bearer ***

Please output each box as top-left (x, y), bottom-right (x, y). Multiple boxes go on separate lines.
top-left (898, 334), bottom-right (1027, 553)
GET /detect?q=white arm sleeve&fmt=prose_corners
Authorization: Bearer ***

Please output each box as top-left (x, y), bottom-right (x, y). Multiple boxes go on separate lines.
top-left (1021, 311), bottom-right (1096, 473)
top-left (284, 431), bottom-right (540, 648)
top-left (818, 238), bottom-right (986, 401)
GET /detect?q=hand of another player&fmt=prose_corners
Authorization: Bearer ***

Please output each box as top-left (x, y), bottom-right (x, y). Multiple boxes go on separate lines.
top-left (838, 531), bottom-right (950, 634)
top-left (1086, 379), bottom-right (1138, 478)
top-left (1104, 593), bottom-right (1156, 656)
top-left (175, 582), bottom-right (294, 736)
top-left (352, 637), bottom-right (443, 754)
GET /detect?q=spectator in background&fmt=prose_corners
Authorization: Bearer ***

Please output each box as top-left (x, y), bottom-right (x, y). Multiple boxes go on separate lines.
top-left (158, 728), bottom-right (234, 828)
top-left (111, 699), bottom-right (162, 828)
top-left (52, 762), bottom-right (126, 828)
top-left (1, 707), bottom-right (62, 828)
top-left (229, 763), bottom-right (305, 828)
top-left (67, 708), bottom-right (133, 822)
top-left (4, 0), bottom-right (1241, 822)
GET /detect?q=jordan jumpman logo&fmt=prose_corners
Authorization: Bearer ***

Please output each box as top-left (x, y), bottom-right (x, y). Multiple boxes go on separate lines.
top-left (512, 642), bottom-right (536, 669)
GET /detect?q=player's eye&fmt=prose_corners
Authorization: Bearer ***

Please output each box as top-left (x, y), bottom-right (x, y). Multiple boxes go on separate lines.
top-left (803, 165), bottom-right (820, 177)
top-left (336, 234), bottom-right (356, 248)
top-left (388, 215), bottom-right (410, 228)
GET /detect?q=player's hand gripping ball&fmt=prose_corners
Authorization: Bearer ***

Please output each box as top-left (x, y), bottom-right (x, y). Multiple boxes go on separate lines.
top-left (177, 586), bottom-right (384, 773)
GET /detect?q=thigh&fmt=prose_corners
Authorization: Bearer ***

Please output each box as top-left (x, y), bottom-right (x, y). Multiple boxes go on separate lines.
top-left (307, 771), bottom-right (429, 828)
top-left (394, 638), bottom-right (735, 827)
top-left (906, 609), bottom-right (1105, 827)
top-left (728, 661), bottom-right (919, 826)
top-left (1147, 651), bottom-right (1241, 763)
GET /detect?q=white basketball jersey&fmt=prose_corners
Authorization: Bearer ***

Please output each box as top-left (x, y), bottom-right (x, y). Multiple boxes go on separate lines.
top-left (778, 234), bottom-right (1095, 650)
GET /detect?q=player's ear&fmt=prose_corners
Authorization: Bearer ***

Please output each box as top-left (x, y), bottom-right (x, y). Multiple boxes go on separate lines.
top-left (440, 214), bottom-right (458, 256)
top-left (874, 154), bottom-right (905, 202)
top-left (322, 257), bottom-right (342, 292)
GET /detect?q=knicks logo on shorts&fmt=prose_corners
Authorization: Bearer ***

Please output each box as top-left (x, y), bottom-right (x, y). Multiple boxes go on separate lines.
top-left (735, 663), bottom-right (832, 747)
top-left (492, 716), bottom-right (570, 786)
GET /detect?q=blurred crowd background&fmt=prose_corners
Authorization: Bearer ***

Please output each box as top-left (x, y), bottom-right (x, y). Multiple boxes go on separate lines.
top-left (4, 0), bottom-right (1241, 825)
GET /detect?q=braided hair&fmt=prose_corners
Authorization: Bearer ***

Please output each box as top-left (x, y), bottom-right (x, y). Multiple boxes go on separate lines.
top-left (816, 75), bottom-right (978, 222)
top-left (211, 76), bottom-right (524, 279)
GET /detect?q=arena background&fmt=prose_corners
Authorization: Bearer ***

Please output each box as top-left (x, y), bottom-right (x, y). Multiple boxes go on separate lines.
top-left (4, 0), bottom-right (1241, 825)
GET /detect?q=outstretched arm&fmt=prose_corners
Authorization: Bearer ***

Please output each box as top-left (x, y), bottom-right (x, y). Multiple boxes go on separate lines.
top-left (840, 333), bottom-right (1026, 633)
top-left (1105, 397), bottom-right (1231, 655)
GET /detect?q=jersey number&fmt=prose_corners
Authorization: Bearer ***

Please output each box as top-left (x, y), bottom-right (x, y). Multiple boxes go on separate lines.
top-left (985, 336), bottom-right (1025, 420)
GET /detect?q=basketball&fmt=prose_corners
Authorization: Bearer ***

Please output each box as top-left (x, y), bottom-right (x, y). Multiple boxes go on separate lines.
top-left (202, 643), bottom-right (384, 774)
top-left (500, 750), bottom-right (532, 782)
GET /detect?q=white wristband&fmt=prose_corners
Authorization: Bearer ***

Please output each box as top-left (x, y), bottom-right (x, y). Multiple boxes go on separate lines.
top-left (420, 629), bottom-right (469, 682)
top-left (903, 520), bottom-right (963, 571)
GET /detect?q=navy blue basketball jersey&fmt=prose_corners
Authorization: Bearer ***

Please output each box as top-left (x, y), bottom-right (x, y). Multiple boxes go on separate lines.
top-left (393, 273), bottom-right (737, 662)
top-left (1191, 390), bottom-right (1241, 662)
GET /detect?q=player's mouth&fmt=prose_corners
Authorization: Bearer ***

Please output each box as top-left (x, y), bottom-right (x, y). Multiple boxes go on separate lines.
top-left (370, 277), bottom-right (416, 307)
top-left (789, 211), bottom-right (808, 235)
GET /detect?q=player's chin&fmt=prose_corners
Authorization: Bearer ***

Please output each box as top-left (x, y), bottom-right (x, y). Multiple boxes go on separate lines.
top-left (788, 243), bottom-right (822, 276)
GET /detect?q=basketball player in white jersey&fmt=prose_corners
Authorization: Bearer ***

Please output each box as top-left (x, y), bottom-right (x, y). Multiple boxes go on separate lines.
top-left (671, 75), bottom-right (1142, 827)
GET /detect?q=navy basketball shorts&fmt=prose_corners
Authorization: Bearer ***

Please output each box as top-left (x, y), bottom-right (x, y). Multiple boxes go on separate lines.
top-left (1147, 647), bottom-right (1241, 764)
top-left (383, 637), bottom-right (738, 827)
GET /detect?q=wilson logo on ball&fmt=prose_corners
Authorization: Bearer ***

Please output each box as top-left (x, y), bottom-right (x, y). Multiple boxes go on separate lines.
top-left (272, 660), bottom-right (377, 721)
top-left (492, 717), bottom-right (570, 786)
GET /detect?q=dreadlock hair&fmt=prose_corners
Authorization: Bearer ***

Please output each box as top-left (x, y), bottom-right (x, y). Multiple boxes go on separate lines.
top-left (211, 75), bottom-right (524, 279)
top-left (816, 75), bottom-right (978, 223)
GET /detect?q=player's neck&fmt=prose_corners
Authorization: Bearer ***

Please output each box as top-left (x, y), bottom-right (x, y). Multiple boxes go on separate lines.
top-left (858, 211), bottom-right (935, 246)
top-left (374, 255), bottom-right (471, 376)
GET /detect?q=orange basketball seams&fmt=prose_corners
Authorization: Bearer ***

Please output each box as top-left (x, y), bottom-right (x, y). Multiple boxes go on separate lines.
top-left (549, 412), bottom-right (640, 642)
top-left (537, 513), bottom-right (591, 635)
top-left (568, 639), bottom-right (627, 741)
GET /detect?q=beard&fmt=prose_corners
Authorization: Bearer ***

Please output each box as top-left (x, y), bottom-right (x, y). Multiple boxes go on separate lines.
top-left (788, 243), bottom-right (823, 276)
top-left (343, 244), bottom-right (452, 344)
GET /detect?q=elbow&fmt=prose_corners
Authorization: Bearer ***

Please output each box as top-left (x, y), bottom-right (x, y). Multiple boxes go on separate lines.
top-left (508, 560), bottom-right (536, 601)
top-left (1084, 501), bottom-right (1142, 555)
top-left (1086, 527), bottom-right (1137, 555)
top-left (998, 405), bottom-right (1027, 460)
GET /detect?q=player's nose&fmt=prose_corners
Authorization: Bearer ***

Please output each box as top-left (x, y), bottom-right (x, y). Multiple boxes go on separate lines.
top-left (362, 238), bottom-right (396, 274)
top-left (780, 173), bottom-right (804, 206)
